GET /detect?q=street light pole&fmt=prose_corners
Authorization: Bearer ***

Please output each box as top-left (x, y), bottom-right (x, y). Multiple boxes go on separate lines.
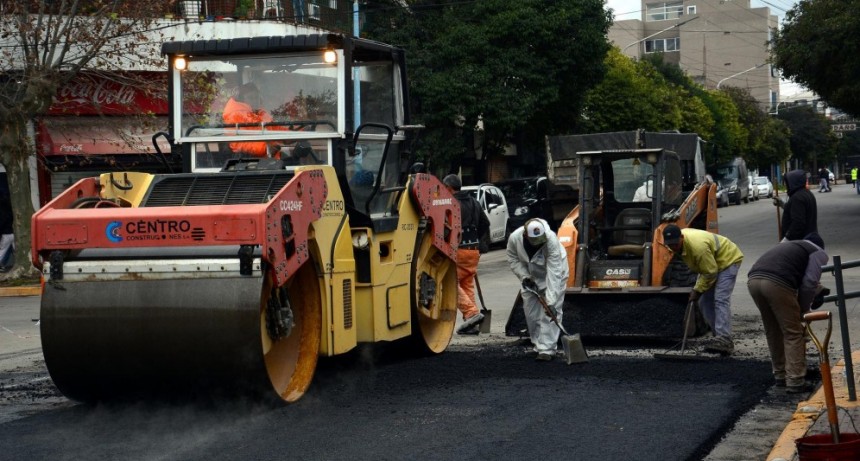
top-left (716, 63), bottom-right (766, 89)
top-left (622, 16), bottom-right (699, 55)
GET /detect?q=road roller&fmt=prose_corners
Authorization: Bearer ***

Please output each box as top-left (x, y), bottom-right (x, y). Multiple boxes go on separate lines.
top-left (31, 34), bottom-right (461, 403)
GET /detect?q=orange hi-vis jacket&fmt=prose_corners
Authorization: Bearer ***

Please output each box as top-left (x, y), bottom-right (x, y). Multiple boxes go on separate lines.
top-left (222, 97), bottom-right (285, 157)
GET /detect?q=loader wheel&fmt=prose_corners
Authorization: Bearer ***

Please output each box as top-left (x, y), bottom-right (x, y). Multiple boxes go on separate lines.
top-left (409, 230), bottom-right (458, 354)
top-left (260, 262), bottom-right (321, 402)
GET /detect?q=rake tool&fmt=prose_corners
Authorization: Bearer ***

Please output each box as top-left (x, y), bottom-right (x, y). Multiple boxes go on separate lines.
top-left (654, 300), bottom-right (715, 361)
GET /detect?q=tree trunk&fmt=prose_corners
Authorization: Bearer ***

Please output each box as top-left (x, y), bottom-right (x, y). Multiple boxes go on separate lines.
top-left (0, 117), bottom-right (40, 279)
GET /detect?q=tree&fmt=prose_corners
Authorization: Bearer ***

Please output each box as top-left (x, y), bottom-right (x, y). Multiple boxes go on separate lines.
top-left (581, 48), bottom-right (686, 133)
top-left (771, 0), bottom-right (860, 116)
top-left (720, 86), bottom-right (791, 170)
top-left (777, 106), bottom-right (838, 169)
top-left (0, 1), bottom-right (169, 278)
top-left (363, 0), bottom-right (612, 173)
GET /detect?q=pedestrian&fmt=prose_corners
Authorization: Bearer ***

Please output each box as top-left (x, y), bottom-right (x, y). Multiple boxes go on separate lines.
top-left (773, 169), bottom-right (819, 242)
top-left (506, 218), bottom-right (569, 361)
top-left (661, 225), bottom-right (743, 355)
top-left (0, 174), bottom-right (13, 272)
top-left (851, 166), bottom-right (857, 189)
top-left (817, 167), bottom-right (828, 192)
top-left (443, 174), bottom-right (490, 335)
top-left (748, 233), bottom-right (828, 393)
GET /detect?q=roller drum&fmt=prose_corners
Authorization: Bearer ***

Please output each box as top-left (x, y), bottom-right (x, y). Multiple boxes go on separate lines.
top-left (41, 274), bottom-right (274, 402)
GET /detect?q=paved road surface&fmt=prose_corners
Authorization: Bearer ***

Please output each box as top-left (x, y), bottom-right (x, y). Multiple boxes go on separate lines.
top-left (0, 182), bottom-right (858, 461)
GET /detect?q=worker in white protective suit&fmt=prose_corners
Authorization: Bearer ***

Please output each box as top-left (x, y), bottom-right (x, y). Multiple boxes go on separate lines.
top-left (506, 218), bottom-right (570, 361)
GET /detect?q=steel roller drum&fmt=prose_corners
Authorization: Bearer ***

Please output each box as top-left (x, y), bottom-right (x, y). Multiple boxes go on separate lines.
top-left (40, 265), bottom-right (276, 402)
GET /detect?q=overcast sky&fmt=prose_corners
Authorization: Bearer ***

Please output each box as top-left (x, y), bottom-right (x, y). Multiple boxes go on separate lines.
top-left (604, 0), bottom-right (810, 100)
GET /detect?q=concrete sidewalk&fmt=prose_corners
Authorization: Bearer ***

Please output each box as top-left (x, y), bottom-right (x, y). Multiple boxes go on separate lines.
top-left (768, 350), bottom-right (860, 460)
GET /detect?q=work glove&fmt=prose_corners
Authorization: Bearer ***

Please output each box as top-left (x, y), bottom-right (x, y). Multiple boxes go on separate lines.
top-left (811, 286), bottom-right (831, 310)
top-left (688, 290), bottom-right (702, 303)
top-left (522, 277), bottom-right (538, 292)
top-left (772, 197), bottom-right (784, 208)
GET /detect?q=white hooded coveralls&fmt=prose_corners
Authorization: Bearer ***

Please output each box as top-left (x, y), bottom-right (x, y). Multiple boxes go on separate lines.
top-left (506, 219), bottom-right (570, 353)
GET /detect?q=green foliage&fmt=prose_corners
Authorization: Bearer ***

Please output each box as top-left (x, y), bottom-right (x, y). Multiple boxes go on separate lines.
top-left (235, 0), bottom-right (255, 18)
top-left (776, 106), bottom-right (838, 168)
top-left (771, 0), bottom-right (860, 116)
top-left (363, 0), bottom-right (612, 170)
top-left (581, 49), bottom-right (681, 132)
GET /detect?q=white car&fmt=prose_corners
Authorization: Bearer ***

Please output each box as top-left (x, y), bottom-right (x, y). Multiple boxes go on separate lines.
top-left (748, 175), bottom-right (759, 201)
top-left (752, 176), bottom-right (773, 198)
top-left (462, 184), bottom-right (510, 250)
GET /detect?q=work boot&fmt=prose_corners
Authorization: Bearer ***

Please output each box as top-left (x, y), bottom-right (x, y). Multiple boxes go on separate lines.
top-left (456, 312), bottom-right (485, 335)
top-left (703, 335), bottom-right (734, 355)
top-left (786, 382), bottom-right (815, 394)
top-left (535, 352), bottom-right (554, 362)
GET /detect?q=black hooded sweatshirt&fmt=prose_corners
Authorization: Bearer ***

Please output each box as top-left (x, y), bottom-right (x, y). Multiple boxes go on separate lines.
top-left (781, 169), bottom-right (818, 241)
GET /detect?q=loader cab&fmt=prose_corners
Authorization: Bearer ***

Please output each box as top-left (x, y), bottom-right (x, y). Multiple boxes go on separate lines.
top-left (577, 149), bottom-right (683, 262)
top-left (162, 35), bottom-right (412, 227)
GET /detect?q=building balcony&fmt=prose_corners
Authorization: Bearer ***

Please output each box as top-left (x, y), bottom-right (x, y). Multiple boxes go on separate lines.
top-left (169, 0), bottom-right (352, 33)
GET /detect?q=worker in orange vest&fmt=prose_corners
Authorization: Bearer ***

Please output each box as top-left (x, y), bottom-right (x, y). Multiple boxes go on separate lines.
top-left (223, 82), bottom-right (287, 157)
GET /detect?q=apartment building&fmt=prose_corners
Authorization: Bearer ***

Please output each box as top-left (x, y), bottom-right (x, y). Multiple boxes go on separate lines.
top-left (609, 0), bottom-right (779, 111)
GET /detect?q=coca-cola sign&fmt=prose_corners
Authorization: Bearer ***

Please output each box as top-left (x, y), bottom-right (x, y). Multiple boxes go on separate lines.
top-left (49, 72), bottom-right (168, 116)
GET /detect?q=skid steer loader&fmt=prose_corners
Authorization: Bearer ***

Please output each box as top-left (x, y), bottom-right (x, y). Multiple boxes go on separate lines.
top-left (505, 148), bottom-right (718, 339)
top-left (32, 34), bottom-right (461, 403)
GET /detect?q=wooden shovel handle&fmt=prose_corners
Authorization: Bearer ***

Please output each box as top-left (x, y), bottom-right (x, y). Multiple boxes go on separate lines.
top-left (803, 311), bottom-right (830, 322)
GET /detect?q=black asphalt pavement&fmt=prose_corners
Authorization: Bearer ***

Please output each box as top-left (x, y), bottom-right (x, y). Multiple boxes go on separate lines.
top-left (0, 343), bottom-right (773, 461)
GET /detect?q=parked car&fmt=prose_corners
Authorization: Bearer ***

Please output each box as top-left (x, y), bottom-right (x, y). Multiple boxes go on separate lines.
top-left (753, 176), bottom-right (773, 198)
top-left (462, 183), bottom-right (510, 250)
top-left (710, 157), bottom-right (749, 205)
top-left (715, 183), bottom-right (730, 207)
top-left (494, 176), bottom-right (578, 233)
top-left (748, 175), bottom-right (759, 201)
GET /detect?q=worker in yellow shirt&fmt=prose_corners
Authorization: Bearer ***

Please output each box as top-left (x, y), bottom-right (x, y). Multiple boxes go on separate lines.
top-left (662, 225), bottom-right (744, 355)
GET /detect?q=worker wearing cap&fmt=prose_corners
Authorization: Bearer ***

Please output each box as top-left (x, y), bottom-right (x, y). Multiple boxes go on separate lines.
top-left (506, 218), bottom-right (569, 361)
top-left (662, 225), bottom-right (743, 355)
top-left (443, 174), bottom-right (491, 335)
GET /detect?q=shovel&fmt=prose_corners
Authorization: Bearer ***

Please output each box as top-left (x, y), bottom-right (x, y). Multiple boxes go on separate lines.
top-left (474, 273), bottom-right (491, 334)
top-left (803, 311), bottom-right (839, 443)
top-left (523, 285), bottom-right (588, 365)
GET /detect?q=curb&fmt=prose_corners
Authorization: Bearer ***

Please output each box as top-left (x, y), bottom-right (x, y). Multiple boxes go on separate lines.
top-left (0, 286), bottom-right (41, 297)
top-left (767, 350), bottom-right (860, 460)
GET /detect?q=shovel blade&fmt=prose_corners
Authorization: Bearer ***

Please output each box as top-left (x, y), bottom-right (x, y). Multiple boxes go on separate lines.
top-left (479, 310), bottom-right (491, 333)
top-left (562, 333), bottom-right (589, 365)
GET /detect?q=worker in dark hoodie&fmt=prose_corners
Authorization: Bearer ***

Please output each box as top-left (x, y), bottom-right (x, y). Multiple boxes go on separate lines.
top-left (773, 169), bottom-right (819, 242)
top-left (443, 174), bottom-right (490, 335)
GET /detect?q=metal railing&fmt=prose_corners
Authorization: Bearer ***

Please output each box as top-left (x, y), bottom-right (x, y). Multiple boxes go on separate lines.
top-left (821, 255), bottom-right (860, 401)
top-left (170, 0), bottom-right (353, 33)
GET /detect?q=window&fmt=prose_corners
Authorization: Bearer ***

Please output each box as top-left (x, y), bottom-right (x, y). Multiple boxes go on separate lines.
top-left (645, 37), bottom-right (680, 53)
top-left (328, 0), bottom-right (337, 9)
top-left (687, 6), bottom-right (696, 15)
top-left (646, 2), bottom-right (683, 21)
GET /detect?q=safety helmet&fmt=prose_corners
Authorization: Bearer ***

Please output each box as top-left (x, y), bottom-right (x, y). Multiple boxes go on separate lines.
top-left (525, 219), bottom-right (547, 246)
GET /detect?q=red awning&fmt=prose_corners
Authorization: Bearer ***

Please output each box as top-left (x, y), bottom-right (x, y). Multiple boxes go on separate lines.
top-left (39, 116), bottom-right (170, 156)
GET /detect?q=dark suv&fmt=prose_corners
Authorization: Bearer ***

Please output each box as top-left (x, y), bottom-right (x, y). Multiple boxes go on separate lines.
top-left (495, 176), bottom-right (578, 232)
